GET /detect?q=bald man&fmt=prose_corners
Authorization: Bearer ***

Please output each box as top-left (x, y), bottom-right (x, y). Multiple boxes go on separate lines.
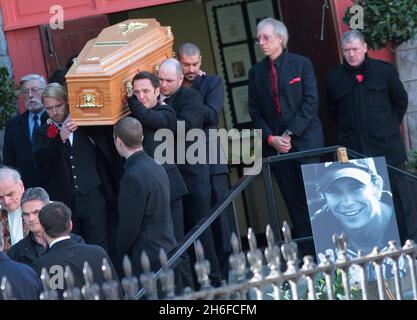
top-left (158, 58), bottom-right (222, 286)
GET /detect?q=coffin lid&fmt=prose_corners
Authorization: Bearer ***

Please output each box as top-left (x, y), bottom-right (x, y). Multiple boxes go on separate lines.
top-left (66, 18), bottom-right (172, 77)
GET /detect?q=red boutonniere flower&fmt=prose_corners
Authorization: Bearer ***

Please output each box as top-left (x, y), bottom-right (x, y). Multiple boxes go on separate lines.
top-left (356, 74), bottom-right (364, 83)
top-left (46, 124), bottom-right (60, 139)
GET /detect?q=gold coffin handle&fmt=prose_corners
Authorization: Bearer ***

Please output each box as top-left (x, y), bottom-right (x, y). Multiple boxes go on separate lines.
top-left (126, 81), bottom-right (133, 98)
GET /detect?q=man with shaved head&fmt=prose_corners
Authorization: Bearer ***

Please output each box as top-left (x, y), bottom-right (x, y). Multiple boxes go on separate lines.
top-left (158, 58), bottom-right (222, 285)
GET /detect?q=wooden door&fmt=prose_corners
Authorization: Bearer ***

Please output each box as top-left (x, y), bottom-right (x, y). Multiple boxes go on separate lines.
top-left (39, 15), bottom-right (109, 80)
top-left (279, 0), bottom-right (341, 146)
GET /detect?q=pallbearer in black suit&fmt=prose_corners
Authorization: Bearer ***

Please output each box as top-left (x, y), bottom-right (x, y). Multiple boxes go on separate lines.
top-left (158, 58), bottom-right (222, 285)
top-left (127, 71), bottom-right (193, 288)
top-left (178, 43), bottom-right (235, 275)
top-left (3, 74), bottom-right (48, 189)
top-left (248, 18), bottom-right (324, 255)
top-left (30, 202), bottom-right (118, 299)
top-left (113, 117), bottom-right (176, 278)
top-left (34, 83), bottom-right (121, 252)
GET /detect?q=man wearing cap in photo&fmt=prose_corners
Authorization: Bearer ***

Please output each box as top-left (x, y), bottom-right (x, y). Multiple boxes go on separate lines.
top-left (311, 157), bottom-right (400, 255)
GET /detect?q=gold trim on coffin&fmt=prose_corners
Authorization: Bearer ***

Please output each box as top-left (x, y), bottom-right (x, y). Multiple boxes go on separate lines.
top-left (78, 93), bottom-right (103, 108)
top-left (118, 22), bottom-right (149, 35)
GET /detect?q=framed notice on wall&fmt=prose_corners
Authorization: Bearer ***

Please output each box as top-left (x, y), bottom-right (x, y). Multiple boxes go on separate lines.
top-left (206, 0), bottom-right (281, 130)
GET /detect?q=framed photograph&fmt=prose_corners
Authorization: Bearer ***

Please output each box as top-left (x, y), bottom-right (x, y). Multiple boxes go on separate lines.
top-left (231, 85), bottom-right (251, 124)
top-left (223, 44), bottom-right (251, 83)
top-left (216, 4), bottom-right (247, 44)
top-left (205, 0), bottom-right (280, 129)
top-left (301, 156), bottom-right (405, 281)
top-left (247, 0), bottom-right (275, 38)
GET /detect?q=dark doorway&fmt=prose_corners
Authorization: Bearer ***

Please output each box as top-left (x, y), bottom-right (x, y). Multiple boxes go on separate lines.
top-left (39, 15), bottom-right (109, 81)
top-left (280, 0), bottom-right (341, 146)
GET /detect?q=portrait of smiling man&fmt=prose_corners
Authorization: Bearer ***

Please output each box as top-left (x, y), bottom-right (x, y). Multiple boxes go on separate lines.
top-left (303, 157), bottom-right (402, 257)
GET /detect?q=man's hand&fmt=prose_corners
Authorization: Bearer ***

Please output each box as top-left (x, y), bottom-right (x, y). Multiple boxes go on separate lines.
top-left (270, 134), bottom-right (292, 153)
top-left (60, 116), bottom-right (78, 142)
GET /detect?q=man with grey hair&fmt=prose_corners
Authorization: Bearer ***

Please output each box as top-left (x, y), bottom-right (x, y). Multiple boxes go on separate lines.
top-left (7, 187), bottom-right (84, 265)
top-left (158, 58), bottom-right (222, 285)
top-left (0, 166), bottom-right (27, 251)
top-left (248, 18), bottom-right (324, 256)
top-left (0, 222), bottom-right (42, 300)
top-left (3, 74), bottom-right (48, 189)
top-left (326, 29), bottom-right (417, 243)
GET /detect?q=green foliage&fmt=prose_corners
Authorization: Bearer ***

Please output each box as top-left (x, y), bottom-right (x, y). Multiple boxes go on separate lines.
top-left (0, 67), bottom-right (18, 130)
top-left (343, 0), bottom-right (417, 50)
top-left (315, 269), bottom-right (361, 300)
top-left (406, 149), bottom-right (417, 173)
top-left (270, 269), bottom-right (362, 300)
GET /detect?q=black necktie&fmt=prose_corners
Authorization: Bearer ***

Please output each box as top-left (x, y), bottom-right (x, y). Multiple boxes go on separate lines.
top-left (31, 114), bottom-right (39, 150)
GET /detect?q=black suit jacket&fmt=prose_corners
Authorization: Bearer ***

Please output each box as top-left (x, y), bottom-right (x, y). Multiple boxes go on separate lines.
top-left (249, 51), bottom-right (324, 158)
top-left (326, 57), bottom-right (408, 165)
top-left (34, 124), bottom-right (122, 210)
top-left (31, 238), bottom-right (118, 299)
top-left (116, 150), bottom-right (175, 277)
top-left (128, 97), bottom-right (188, 201)
top-left (166, 87), bottom-right (210, 185)
top-left (7, 232), bottom-right (84, 266)
top-left (3, 111), bottom-right (48, 188)
top-left (191, 75), bottom-right (229, 175)
top-left (0, 252), bottom-right (42, 300)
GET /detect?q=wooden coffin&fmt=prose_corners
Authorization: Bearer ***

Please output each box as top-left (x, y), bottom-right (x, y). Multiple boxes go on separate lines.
top-left (66, 19), bottom-right (173, 126)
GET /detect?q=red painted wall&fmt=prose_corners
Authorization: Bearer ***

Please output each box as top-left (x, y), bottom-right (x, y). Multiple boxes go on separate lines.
top-left (331, 0), bottom-right (394, 63)
top-left (0, 0), bottom-right (182, 31)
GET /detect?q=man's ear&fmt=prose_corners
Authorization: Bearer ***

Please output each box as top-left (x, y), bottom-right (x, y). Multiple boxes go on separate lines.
top-left (68, 220), bottom-right (73, 233)
top-left (372, 175), bottom-right (383, 200)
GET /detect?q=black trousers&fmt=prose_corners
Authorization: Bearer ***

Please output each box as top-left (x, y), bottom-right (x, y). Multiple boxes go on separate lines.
top-left (182, 181), bottom-right (222, 286)
top-left (388, 162), bottom-right (417, 244)
top-left (170, 198), bottom-right (194, 290)
top-left (71, 186), bottom-right (109, 252)
top-left (210, 173), bottom-right (236, 276)
top-left (271, 159), bottom-right (315, 257)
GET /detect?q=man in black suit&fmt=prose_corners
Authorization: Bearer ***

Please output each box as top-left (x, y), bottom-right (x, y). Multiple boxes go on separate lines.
top-left (34, 83), bottom-right (121, 252)
top-left (158, 58), bottom-right (221, 285)
top-left (3, 74), bottom-right (48, 189)
top-left (8, 187), bottom-right (84, 265)
top-left (113, 116), bottom-right (176, 278)
top-left (127, 72), bottom-right (193, 288)
top-left (31, 202), bottom-right (118, 299)
top-left (178, 42), bottom-right (235, 275)
top-left (248, 18), bottom-right (324, 254)
top-left (0, 222), bottom-right (41, 300)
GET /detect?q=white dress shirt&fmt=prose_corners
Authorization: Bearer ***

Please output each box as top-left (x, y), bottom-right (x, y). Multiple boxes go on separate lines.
top-left (7, 208), bottom-right (24, 245)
